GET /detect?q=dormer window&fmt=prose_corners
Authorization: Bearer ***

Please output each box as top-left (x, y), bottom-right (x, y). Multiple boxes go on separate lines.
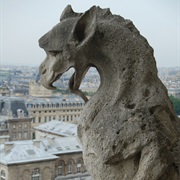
top-left (17, 109), bottom-right (24, 117)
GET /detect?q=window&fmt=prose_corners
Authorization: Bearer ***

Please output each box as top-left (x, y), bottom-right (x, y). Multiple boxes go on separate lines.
top-left (1, 170), bottom-right (6, 180)
top-left (32, 132), bottom-right (36, 139)
top-left (24, 123), bottom-right (28, 128)
top-left (32, 168), bottom-right (40, 180)
top-left (77, 159), bottom-right (82, 172)
top-left (27, 104), bottom-right (33, 108)
top-left (67, 161), bottom-right (72, 174)
top-left (58, 160), bottom-right (63, 175)
top-left (12, 132), bottom-right (16, 139)
top-left (18, 132), bottom-right (22, 139)
top-left (33, 118), bottom-right (36, 123)
top-left (24, 132), bottom-right (28, 139)
top-left (44, 117), bottom-right (47, 122)
top-left (38, 117), bottom-right (41, 123)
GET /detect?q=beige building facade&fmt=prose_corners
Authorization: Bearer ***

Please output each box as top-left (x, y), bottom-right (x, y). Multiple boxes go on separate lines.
top-left (8, 117), bottom-right (32, 141)
top-left (26, 95), bottom-right (84, 130)
top-left (1, 160), bottom-right (57, 180)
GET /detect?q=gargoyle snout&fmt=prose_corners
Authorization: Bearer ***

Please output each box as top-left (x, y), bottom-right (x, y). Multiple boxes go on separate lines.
top-left (38, 33), bottom-right (49, 49)
top-left (39, 62), bottom-right (47, 76)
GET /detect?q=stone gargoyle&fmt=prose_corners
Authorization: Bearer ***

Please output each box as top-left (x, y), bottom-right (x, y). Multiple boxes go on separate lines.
top-left (39, 5), bottom-right (180, 180)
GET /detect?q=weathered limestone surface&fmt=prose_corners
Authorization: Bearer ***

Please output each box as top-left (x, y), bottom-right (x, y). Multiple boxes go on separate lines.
top-left (39, 5), bottom-right (180, 180)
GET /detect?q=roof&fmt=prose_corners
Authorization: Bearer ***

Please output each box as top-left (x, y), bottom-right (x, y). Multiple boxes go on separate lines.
top-left (0, 96), bottom-right (28, 117)
top-left (0, 137), bottom-right (82, 165)
top-left (0, 136), bottom-right (82, 165)
top-left (26, 94), bottom-right (84, 105)
top-left (34, 120), bottom-right (77, 137)
top-left (40, 137), bottom-right (82, 155)
top-left (0, 141), bottom-right (58, 165)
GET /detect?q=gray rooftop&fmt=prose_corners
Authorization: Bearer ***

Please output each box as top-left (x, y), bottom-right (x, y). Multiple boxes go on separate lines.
top-left (40, 137), bottom-right (82, 155)
top-left (0, 141), bottom-right (58, 165)
top-left (34, 120), bottom-right (77, 137)
top-left (0, 96), bottom-right (28, 117)
top-left (0, 136), bottom-right (82, 165)
top-left (26, 94), bottom-right (84, 105)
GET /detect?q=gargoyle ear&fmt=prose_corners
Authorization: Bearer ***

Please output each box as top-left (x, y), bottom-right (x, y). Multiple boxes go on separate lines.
top-left (72, 6), bottom-right (97, 46)
top-left (60, 5), bottom-right (82, 21)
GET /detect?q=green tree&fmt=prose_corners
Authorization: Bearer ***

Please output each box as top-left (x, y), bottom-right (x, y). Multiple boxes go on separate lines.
top-left (169, 95), bottom-right (180, 115)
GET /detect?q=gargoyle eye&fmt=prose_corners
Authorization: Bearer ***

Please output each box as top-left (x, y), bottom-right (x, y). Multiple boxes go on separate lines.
top-left (49, 51), bottom-right (60, 56)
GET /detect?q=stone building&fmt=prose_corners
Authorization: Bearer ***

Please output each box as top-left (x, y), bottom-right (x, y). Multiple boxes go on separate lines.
top-left (0, 137), bottom-right (90, 180)
top-left (0, 95), bottom-right (84, 139)
top-left (26, 94), bottom-right (84, 128)
top-left (0, 96), bottom-right (32, 141)
top-left (0, 140), bottom-right (58, 180)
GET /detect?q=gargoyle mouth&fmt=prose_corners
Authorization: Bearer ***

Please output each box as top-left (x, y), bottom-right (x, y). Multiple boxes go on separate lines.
top-left (41, 72), bottom-right (63, 90)
top-left (50, 73), bottom-right (63, 89)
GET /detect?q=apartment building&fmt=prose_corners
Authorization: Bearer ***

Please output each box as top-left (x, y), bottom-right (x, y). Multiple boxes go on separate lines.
top-left (0, 96), bottom-right (32, 141)
top-left (26, 95), bottom-right (84, 128)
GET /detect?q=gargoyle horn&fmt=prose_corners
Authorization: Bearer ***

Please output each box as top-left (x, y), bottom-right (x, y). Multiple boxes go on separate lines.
top-left (60, 5), bottom-right (82, 21)
top-left (72, 6), bottom-right (97, 46)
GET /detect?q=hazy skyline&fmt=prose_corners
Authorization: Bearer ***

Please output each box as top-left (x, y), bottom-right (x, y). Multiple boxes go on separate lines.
top-left (1, 0), bottom-right (180, 67)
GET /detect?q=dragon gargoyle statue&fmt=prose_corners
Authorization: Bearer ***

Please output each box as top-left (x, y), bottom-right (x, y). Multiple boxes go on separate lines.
top-left (39, 5), bottom-right (180, 180)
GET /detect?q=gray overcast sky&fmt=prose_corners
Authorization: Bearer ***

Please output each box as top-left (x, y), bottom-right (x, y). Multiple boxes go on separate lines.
top-left (1, 0), bottom-right (180, 67)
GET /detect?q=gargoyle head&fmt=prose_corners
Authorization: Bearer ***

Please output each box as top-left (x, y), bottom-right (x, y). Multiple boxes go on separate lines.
top-left (39, 5), bottom-right (96, 90)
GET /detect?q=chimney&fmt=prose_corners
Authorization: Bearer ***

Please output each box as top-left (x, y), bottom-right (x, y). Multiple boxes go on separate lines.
top-left (0, 136), bottom-right (10, 144)
top-left (33, 140), bottom-right (41, 148)
top-left (48, 136), bottom-right (55, 144)
top-left (4, 142), bottom-right (14, 152)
